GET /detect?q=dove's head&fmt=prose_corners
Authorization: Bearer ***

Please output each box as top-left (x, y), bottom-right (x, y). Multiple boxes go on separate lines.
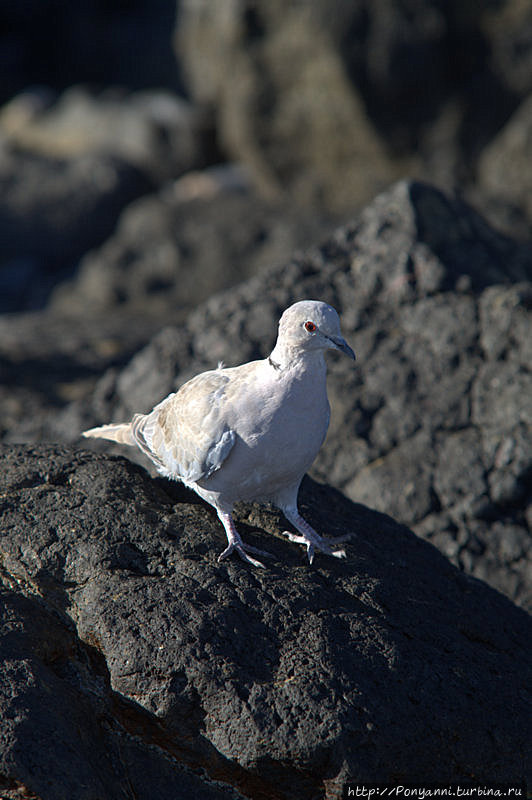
top-left (276, 300), bottom-right (355, 360)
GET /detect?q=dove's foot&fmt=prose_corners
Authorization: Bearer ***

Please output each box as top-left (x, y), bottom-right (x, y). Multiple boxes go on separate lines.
top-left (281, 508), bottom-right (351, 564)
top-left (218, 541), bottom-right (272, 568)
top-left (216, 508), bottom-right (272, 568)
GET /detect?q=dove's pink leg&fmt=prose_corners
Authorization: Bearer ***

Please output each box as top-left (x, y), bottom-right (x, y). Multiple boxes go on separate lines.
top-left (216, 509), bottom-right (273, 568)
top-left (281, 507), bottom-right (350, 564)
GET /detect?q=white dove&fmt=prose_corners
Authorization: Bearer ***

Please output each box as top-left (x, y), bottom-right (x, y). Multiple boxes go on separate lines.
top-left (82, 300), bottom-right (356, 567)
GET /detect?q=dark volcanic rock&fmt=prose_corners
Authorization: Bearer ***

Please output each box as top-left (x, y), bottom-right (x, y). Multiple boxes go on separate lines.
top-left (69, 180), bottom-right (532, 610)
top-left (0, 586), bottom-right (238, 800)
top-left (0, 443), bottom-right (530, 797)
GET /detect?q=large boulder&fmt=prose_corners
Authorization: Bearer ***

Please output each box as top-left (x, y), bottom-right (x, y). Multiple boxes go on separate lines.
top-left (49, 169), bottom-right (335, 318)
top-left (0, 443), bottom-right (530, 797)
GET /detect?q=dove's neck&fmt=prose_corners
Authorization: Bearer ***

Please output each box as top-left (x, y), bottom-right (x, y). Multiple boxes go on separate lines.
top-left (268, 340), bottom-right (326, 375)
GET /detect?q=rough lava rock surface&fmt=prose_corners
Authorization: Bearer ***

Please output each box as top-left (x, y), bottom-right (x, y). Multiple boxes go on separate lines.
top-left (67, 180), bottom-right (532, 611)
top-left (0, 443), bottom-right (530, 798)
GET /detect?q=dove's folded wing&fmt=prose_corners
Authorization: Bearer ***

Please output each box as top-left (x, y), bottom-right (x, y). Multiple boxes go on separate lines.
top-left (132, 371), bottom-right (236, 482)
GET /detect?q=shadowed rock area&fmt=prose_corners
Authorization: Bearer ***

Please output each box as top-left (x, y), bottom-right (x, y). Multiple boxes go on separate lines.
top-left (0, 444), bottom-right (530, 798)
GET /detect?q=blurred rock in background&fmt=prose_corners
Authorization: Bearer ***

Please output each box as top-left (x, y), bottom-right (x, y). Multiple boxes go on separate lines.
top-left (49, 165), bottom-right (335, 318)
top-left (176, 0), bottom-right (532, 225)
top-left (1, 0), bottom-right (532, 313)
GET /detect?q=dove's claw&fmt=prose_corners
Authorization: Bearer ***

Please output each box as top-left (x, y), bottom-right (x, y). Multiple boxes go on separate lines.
top-left (281, 529), bottom-right (346, 560)
top-left (217, 510), bottom-right (272, 568)
top-left (218, 542), bottom-right (267, 568)
top-left (331, 548), bottom-right (346, 559)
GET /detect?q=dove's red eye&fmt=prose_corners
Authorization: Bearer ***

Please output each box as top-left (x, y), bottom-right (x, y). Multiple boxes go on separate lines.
top-left (304, 321), bottom-right (317, 333)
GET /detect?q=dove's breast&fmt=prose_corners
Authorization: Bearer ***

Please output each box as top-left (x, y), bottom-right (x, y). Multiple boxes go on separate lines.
top-left (198, 356), bottom-right (330, 503)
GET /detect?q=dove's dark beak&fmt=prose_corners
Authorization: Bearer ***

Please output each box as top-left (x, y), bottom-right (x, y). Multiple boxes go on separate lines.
top-left (328, 335), bottom-right (356, 360)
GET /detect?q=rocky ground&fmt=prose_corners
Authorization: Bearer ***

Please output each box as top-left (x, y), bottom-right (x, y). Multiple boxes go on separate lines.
top-left (1, 1), bottom-right (531, 797)
top-left (1, 444), bottom-right (530, 798)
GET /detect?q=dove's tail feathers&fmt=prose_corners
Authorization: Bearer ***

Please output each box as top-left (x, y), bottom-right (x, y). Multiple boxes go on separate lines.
top-left (82, 422), bottom-right (135, 446)
top-left (130, 413), bottom-right (167, 471)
